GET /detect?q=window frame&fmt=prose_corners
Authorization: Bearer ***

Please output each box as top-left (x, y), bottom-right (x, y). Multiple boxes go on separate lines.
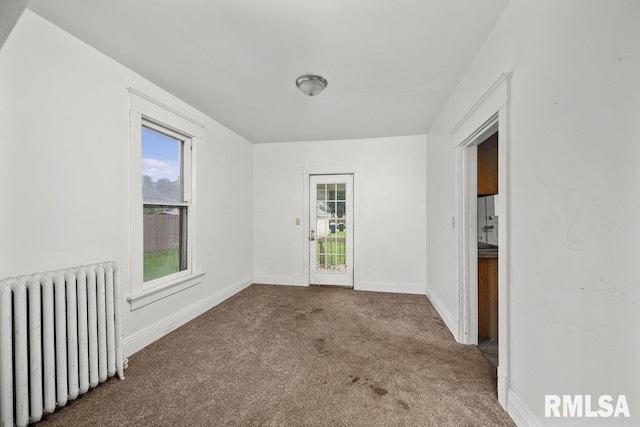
top-left (128, 89), bottom-right (204, 310)
top-left (141, 119), bottom-right (192, 284)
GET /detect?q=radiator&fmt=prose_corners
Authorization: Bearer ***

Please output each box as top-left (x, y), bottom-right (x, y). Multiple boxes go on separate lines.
top-left (0, 262), bottom-right (124, 427)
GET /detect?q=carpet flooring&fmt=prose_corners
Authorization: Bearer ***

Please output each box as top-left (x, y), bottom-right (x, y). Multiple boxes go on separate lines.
top-left (478, 339), bottom-right (499, 368)
top-left (39, 284), bottom-right (514, 426)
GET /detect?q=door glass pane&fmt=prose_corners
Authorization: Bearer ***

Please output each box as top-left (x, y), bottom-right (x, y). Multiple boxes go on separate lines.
top-left (316, 181), bottom-right (346, 273)
top-left (143, 206), bottom-right (187, 281)
top-left (328, 184), bottom-right (337, 201)
top-left (142, 126), bottom-right (182, 203)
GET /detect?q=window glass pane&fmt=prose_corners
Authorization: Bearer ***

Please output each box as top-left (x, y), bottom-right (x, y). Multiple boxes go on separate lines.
top-left (316, 181), bottom-right (347, 273)
top-left (142, 126), bottom-right (182, 203)
top-left (143, 206), bottom-right (187, 281)
top-left (328, 184), bottom-right (337, 201)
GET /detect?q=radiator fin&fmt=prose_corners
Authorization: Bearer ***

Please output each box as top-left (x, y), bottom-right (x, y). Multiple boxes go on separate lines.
top-left (0, 262), bottom-right (124, 427)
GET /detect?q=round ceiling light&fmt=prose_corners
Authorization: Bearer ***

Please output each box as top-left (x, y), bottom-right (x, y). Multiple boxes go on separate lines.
top-left (295, 74), bottom-right (328, 96)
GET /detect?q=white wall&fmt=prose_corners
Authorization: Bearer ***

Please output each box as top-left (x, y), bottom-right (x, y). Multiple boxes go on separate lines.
top-left (253, 135), bottom-right (427, 294)
top-left (426, 0), bottom-right (640, 425)
top-left (0, 11), bottom-right (253, 355)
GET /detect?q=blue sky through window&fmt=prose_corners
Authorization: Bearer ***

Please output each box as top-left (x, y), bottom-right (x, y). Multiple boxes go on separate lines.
top-left (141, 126), bottom-right (180, 182)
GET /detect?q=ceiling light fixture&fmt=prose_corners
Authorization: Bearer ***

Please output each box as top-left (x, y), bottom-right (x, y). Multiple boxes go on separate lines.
top-left (295, 74), bottom-right (328, 96)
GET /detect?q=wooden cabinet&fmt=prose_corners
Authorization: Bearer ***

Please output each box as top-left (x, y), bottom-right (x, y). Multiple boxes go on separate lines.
top-left (477, 132), bottom-right (498, 196)
top-left (478, 254), bottom-right (498, 339)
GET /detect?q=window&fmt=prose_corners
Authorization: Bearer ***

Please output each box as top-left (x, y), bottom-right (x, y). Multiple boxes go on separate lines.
top-left (128, 89), bottom-right (204, 309)
top-left (141, 121), bottom-right (190, 282)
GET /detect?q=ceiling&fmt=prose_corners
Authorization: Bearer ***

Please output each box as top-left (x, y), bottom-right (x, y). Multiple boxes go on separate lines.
top-left (28, 0), bottom-right (510, 143)
top-left (1, 0), bottom-right (29, 50)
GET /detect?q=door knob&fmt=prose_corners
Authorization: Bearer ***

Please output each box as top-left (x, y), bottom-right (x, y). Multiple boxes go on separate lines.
top-left (310, 229), bottom-right (316, 241)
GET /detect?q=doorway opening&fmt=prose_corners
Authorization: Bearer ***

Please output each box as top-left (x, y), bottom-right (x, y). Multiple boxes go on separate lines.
top-left (477, 132), bottom-right (499, 368)
top-left (309, 174), bottom-right (354, 287)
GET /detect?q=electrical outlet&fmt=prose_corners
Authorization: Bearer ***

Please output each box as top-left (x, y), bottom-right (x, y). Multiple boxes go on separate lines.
top-left (295, 218), bottom-right (300, 225)
top-left (451, 217), bottom-right (456, 228)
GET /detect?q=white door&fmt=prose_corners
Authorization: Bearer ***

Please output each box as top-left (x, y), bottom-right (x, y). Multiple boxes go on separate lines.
top-left (309, 175), bottom-right (353, 287)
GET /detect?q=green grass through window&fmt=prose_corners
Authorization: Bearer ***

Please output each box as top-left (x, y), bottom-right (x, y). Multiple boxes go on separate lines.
top-left (144, 248), bottom-right (180, 282)
top-left (316, 231), bottom-right (346, 265)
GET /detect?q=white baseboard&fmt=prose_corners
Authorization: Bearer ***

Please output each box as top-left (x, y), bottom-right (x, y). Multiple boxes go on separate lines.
top-left (123, 275), bottom-right (253, 356)
top-left (253, 276), bottom-right (307, 287)
top-left (498, 366), bottom-right (509, 409)
top-left (425, 286), bottom-right (458, 341)
top-left (508, 388), bottom-right (541, 427)
top-left (356, 281), bottom-right (426, 295)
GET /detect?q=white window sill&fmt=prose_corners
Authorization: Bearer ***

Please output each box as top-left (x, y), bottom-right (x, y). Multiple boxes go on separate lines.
top-left (127, 271), bottom-right (205, 310)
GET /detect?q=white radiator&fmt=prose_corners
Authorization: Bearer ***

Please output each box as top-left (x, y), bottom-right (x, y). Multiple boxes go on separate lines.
top-left (0, 262), bottom-right (124, 427)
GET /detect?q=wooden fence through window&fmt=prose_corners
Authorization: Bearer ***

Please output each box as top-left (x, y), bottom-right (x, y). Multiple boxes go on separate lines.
top-left (144, 214), bottom-right (180, 253)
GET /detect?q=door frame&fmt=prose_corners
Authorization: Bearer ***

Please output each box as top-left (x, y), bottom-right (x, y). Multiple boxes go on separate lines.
top-left (308, 174), bottom-right (354, 287)
top-left (303, 168), bottom-right (360, 289)
top-left (451, 73), bottom-right (512, 409)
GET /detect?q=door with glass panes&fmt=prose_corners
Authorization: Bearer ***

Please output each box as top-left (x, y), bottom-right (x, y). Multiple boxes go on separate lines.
top-left (309, 175), bottom-right (353, 287)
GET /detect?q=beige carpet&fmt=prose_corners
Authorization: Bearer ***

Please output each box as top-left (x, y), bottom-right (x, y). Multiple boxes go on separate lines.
top-left (40, 284), bottom-right (514, 426)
